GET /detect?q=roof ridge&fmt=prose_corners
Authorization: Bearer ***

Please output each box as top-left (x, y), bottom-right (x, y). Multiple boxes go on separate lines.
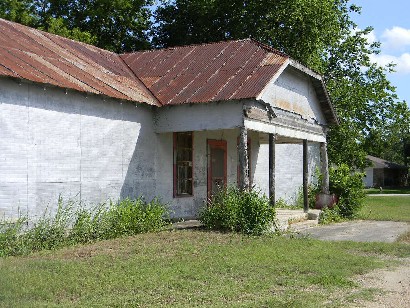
top-left (120, 38), bottom-right (277, 56)
top-left (248, 38), bottom-right (290, 58)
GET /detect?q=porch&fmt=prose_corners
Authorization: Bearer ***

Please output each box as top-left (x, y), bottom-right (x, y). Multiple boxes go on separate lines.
top-left (154, 100), bottom-right (332, 219)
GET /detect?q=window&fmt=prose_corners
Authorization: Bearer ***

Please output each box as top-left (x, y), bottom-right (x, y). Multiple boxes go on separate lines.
top-left (174, 132), bottom-right (193, 196)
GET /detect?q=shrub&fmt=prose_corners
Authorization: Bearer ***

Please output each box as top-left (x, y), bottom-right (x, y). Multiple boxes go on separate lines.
top-left (318, 206), bottom-right (344, 224)
top-left (0, 216), bottom-right (27, 257)
top-left (294, 184), bottom-right (321, 209)
top-left (199, 186), bottom-right (276, 235)
top-left (24, 197), bottom-right (73, 252)
top-left (95, 197), bottom-right (169, 240)
top-left (68, 203), bottom-right (106, 244)
top-left (0, 197), bottom-right (169, 257)
top-left (274, 198), bottom-right (290, 208)
top-left (329, 164), bottom-right (365, 218)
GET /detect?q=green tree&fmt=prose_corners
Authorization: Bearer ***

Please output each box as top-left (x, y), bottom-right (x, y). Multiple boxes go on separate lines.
top-left (0, 0), bottom-right (153, 52)
top-left (153, 0), bottom-right (348, 69)
top-left (324, 27), bottom-right (410, 168)
top-left (0, 0), bottom-right (35, 25)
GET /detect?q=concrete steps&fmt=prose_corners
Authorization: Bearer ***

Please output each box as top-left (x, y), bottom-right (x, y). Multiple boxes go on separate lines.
top-left (276, 208), bottom-right (321, 232)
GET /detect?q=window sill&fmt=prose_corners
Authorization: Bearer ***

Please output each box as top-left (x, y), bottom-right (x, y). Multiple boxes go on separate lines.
top-left (174, 194), bottom-right (194, 199)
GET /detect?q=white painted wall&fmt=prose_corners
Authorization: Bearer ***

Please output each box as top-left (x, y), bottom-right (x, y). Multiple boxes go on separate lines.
top-left (0, 78), bottom-right (158, 219)
top-left (364, 168), bottom-right (374, 188)
top-left (1, 77), bottom-right (324, 220)
top-left (253, 139), bottom-right (321, 204)
top-left (259, 68), bottom-right (327, 125)
top-left (154, 101), bottom-right (243, 133)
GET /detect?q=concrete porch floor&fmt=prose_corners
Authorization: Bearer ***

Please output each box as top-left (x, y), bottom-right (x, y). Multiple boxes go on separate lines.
top-left (171, 208), bottom-right (321, 232)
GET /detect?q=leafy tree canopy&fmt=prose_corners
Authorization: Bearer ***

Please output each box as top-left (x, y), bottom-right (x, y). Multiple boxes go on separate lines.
top-left (0, 0), bottom-right (153, 52)
top-left (153, 0), bottom-right (349, 70)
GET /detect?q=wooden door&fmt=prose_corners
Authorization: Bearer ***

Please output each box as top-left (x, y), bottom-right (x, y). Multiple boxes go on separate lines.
top-left (207, 140), bottom-right (227, 197)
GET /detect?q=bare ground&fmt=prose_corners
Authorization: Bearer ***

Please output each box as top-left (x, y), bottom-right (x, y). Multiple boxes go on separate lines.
top-left (293, 220), bottom-right (410, 306)
top-left (351, 257), bottom-right (410, 307)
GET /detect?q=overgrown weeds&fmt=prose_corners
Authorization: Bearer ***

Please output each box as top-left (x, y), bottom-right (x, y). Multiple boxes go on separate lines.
top-left (199, 186), bottom-right (276, 235)
top-left (0, 197), bottom-right (169, 257)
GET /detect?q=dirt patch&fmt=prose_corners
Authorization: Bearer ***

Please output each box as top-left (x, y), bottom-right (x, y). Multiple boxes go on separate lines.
top-left (352, 258), bottom-right (410, 307)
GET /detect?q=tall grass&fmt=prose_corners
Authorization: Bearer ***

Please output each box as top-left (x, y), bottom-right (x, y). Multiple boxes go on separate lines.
top-left (0, 197), bottom-right (169, 257)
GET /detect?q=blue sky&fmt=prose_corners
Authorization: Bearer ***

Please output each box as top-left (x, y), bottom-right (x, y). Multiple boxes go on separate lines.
top-left (351, 0), bottom-right (410, 106)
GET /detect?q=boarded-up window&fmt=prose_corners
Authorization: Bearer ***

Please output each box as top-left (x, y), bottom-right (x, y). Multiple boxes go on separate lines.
top-left (174, 132), bottom-right (193, 196)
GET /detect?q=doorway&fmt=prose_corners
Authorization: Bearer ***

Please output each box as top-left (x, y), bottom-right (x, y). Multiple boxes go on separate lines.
top-left (207, 140), bottom-right (227, 197)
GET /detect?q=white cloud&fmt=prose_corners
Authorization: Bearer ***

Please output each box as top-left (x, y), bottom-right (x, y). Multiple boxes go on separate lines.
top-left (370, 52), bottom-right (410, 74)
top-left (381, 26), bottom-right (410, 50)
top-left (365, 30), bottom-right (377, 44)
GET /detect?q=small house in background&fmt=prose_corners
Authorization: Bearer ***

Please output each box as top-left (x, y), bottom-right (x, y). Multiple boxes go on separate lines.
top-left (364, 155), bottom-right (408, 188)
top-left (0, 18), bottom-right (337, 220)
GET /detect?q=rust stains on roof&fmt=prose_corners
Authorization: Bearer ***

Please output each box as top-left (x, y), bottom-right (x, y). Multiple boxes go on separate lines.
top-left (0, 18), bottom-right (159, 106)
top-left (121, 39), bottom-right (289, 105)
top-left (0, 18), bottom-right (337, 125)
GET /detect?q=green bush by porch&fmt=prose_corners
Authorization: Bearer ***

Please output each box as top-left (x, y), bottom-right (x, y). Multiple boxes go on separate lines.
top-left (199, 186), bottom-right (276, 235)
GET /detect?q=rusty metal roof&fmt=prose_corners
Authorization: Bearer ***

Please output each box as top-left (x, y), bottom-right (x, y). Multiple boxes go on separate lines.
top-left (0, 18), bottom-right (159, 106)
top-left (0, 18), bottom-right (337, 125)
top-left (121, 39), bottom-right (289, 105)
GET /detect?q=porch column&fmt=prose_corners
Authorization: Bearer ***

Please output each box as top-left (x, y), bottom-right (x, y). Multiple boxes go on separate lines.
top-left (238, 126), bottom-right (249, 191)
top-left (320, 142), bottom-right (330, 194)
top-left (269, 134), bottom-right (276, 206)
top-left (303, 139), bottom-right (309, 213)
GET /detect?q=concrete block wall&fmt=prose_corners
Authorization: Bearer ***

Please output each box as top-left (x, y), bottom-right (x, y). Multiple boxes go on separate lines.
top-left (1, 77), bottom-right (324, 220)
top-left (253, 140), bottom-right (321, 205)
top-left (0, 78), bottom-right (158, 219)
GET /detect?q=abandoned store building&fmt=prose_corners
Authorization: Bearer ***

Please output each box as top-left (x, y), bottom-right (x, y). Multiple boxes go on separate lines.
top-left (0, 18), bottom-right (338, 219)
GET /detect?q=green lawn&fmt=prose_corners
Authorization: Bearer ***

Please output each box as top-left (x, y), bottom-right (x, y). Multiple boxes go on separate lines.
top-left (1, 230), bottom-right (409, 307)
top-left (365, 187), bottom-right (410, 194)
top-left (358, 196), bottom-right (410, 222)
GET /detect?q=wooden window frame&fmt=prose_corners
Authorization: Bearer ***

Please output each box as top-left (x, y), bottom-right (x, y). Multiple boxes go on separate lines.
top-left (173, 132), bottom-right (194, 198)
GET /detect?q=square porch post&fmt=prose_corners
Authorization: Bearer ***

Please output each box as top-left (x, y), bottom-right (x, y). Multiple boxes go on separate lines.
top-left (269, 133), bottom-right (276, 206)
top-left (238, 126), bottom-right (250, 191)
top-left (303, 139), bottom-right (309, 213)
top-left (320, 142), bottom-right (330, 194)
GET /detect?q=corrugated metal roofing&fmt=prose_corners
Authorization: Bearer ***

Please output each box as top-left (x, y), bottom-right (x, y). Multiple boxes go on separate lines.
top-left (0, 18), bottom-right (159, 106)
top-left (120, 39), bottom-right (289, 105)
top-left (0, 18), bottom-right (337, 125)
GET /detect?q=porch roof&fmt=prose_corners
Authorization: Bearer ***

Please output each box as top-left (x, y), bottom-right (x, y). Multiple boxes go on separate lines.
top-left (155, 100), bottom-right (327, 143)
